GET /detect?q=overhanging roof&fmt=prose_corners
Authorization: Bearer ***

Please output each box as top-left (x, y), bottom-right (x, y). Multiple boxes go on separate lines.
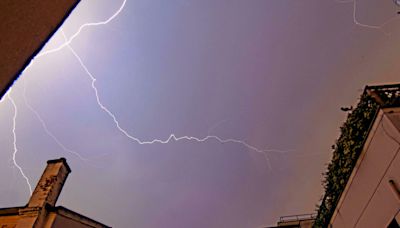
top-left (0, 0), bottom-right (80, 99)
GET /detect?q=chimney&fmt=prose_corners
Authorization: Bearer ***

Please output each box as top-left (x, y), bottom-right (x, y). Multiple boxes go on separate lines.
top-left (17, 158), bottom-right (71, 228)
top-left (27, 157), bottom-right (71, 208)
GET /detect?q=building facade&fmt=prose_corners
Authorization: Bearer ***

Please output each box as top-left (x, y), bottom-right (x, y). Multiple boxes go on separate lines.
top-left (314, 84), bottom-right (400, 227)
top-left (269, 84), bottom-right (400, 228)
top-left (329, 106), bottom-right (400, 227)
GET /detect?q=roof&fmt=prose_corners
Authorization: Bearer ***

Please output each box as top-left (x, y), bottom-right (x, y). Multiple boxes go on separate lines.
top-left (0, 0), bottom-right (80, 99)
top-left (48, 206), bottom-right (111, 228)
top-left (0, 205), bottom-right (110, 228)
top-left (0, 207), bottom-right (23, 216)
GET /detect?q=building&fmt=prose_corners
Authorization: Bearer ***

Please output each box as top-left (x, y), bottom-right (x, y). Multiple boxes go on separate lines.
top-left (327, 89), bottom-right (400, 227)
top-left (268, 84), bottom-right (400, 228)
top-left (314, 83), bottom-right (400, 227)
top-left (0, 158), bottom-right (110, 228)
top-left (0, 0), bottom-right (80, 99)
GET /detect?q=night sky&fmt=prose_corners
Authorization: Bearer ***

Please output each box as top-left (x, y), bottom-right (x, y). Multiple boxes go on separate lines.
top-left (0, 1), bottom-right (400, 227)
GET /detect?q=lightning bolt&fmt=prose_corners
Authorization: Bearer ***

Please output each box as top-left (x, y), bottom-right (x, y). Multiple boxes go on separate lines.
top-left (0, 1), bottom-right (129, 195)
top-left (49, 0), bottom-right (298, 170)
top-left (8, 92), bottom-right (33, 195)
top-left (12, 0), bottom-right (301, 197)
top-left (36, 0), bottom-right (127, 58)
top-left (3, 0), bottom-right (343, 196)
top-left (336, 0), bottom-right (399, 32)
top-left (63, 31), bottom-right (275, 169)
top-left (22, 83), bottom-right (88, 162)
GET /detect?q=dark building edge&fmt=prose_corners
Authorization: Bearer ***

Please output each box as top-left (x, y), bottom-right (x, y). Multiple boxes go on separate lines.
top-left (0, 0), bottom-right (81, 99)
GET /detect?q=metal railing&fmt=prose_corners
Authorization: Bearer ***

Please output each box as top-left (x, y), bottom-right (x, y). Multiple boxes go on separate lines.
top-left (279, 213), bottom-right (317, 223)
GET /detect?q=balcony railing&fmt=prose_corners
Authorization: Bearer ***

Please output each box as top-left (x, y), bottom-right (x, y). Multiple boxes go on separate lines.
top-left (279, 213), bottom-right (317, 223)
top-left (365, 83), bottom-right (400, 108)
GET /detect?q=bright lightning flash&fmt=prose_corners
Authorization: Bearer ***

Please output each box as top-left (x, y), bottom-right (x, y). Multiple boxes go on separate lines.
top-left (8, 93), bottom-right (33, 195)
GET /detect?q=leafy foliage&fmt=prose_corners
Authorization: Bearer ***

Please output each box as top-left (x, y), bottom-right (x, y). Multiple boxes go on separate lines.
top-left (313, 85), bottom-right (400, 227)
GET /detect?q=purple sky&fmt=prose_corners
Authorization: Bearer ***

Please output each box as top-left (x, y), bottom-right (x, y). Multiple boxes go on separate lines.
top-left (1, 0), bottom-right (400, 227)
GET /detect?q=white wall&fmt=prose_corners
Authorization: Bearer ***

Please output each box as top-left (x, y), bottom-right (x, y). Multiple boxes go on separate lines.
top-left (330, 108), bottom-right (400, 228)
